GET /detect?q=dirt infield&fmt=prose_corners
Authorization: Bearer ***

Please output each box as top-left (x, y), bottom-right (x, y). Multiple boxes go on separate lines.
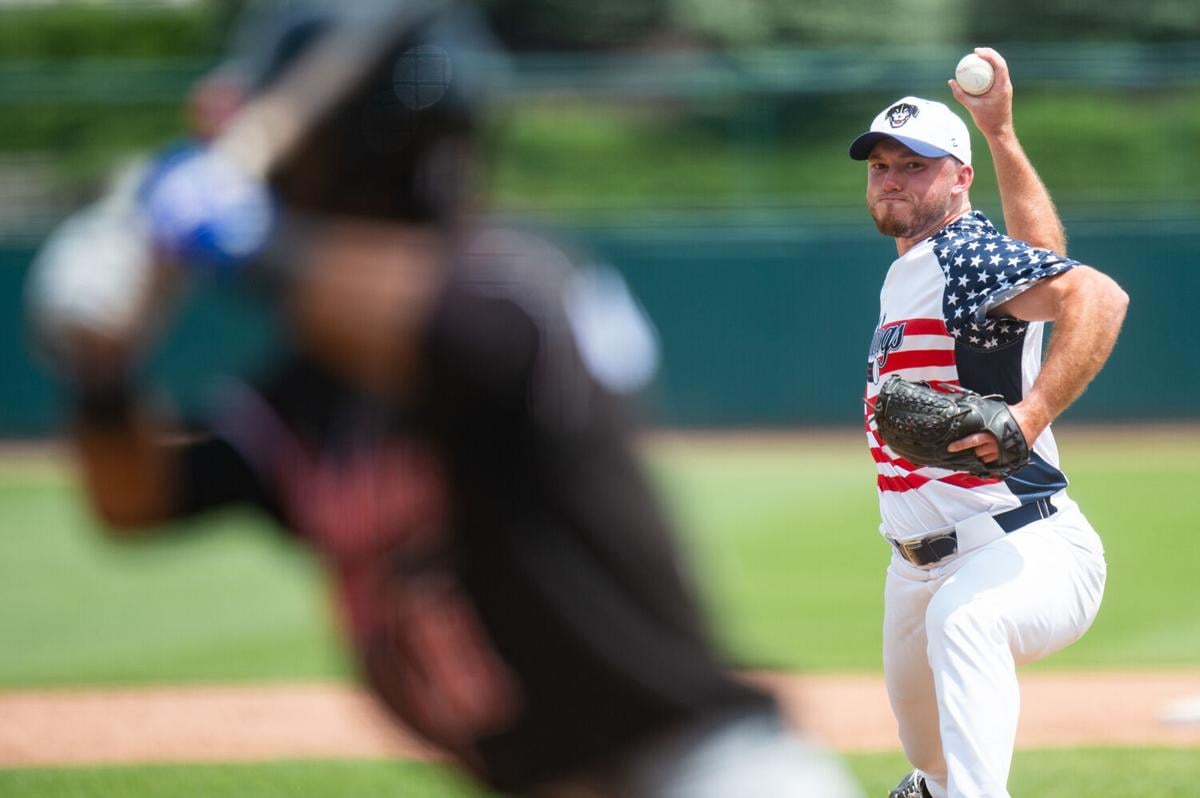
top-left (3, 671), bottom-right (1198, 767)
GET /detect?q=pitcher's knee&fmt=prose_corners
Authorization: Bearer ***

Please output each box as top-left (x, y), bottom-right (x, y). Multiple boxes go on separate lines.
top-left (925, 594), bottom-right (1006, 653)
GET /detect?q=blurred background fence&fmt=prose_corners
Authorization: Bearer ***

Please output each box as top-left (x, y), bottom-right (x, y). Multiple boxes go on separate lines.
top-left (2, 0), bottom-right (1198, 434)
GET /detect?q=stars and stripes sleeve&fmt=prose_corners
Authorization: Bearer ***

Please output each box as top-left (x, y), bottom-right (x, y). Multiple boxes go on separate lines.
top-left (936, 223), bottom-right (1078, 350)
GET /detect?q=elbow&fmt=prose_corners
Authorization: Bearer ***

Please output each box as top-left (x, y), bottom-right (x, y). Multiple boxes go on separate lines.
top-left (1104, 274), bottom-right (1130, 323)
top-left (1115, 289), bottom-right (1130, 325)
top-left (74, 435), bottom-right (177, 537)
top-left (87, 490), bottom-right (168, 539)
top-left (1075, 266), bottom-right (1129, 323)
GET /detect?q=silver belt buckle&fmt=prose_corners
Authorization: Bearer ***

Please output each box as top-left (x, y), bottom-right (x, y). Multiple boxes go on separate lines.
top-left (894, 531), bottom-right (958, 565)
top-left (894, 538), bottom-right (920, 563)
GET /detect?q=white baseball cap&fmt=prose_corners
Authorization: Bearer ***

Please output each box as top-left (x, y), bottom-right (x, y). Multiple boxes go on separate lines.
top-left (848, 96), bottom-right (971, 165)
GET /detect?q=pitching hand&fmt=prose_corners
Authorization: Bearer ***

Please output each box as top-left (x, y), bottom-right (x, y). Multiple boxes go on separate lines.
top-left (948, 47), bottom-right (1014, 140)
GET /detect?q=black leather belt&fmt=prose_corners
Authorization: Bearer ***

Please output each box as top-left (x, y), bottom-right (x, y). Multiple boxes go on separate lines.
top-left (892, 498), bottom-right (1057, 566)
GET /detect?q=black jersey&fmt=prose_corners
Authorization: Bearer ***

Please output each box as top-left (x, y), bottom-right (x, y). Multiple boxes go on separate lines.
top-left (174, 231), bottom-right (774, 792)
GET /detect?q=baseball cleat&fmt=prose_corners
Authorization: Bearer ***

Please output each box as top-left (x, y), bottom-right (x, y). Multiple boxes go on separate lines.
top-left (888, 770), bottom-right (932, 798)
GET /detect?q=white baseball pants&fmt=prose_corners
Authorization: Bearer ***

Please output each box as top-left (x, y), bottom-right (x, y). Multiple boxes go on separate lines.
top-left (882, 500), bottom-right (1106, 798)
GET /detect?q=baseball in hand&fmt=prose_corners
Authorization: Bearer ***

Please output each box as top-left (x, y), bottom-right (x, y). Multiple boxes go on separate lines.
top-left (955, 53), bottom-right (995, 95)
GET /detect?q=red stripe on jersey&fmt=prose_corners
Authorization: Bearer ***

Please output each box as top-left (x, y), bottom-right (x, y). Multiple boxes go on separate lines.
top-left (937, 472), bottom-right (1000, 488)
top-left (870, 448), bottom-right (923, 471)
top-left (874, 455), bottom-right (1002, 491)
top-left (866, 424), bottom-right (884, 447)
top-left (877, 473), bottom-right (929, 492)
top-left (877, 469), bottom-right (999, 492)
top-left (888, 318), bottom-right (951, 336)
top-left (880, 349), bottom-right (957, 375)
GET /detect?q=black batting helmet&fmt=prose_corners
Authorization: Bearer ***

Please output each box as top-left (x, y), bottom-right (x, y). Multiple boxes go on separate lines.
top-left (221, 0), bottom-right (506, 224)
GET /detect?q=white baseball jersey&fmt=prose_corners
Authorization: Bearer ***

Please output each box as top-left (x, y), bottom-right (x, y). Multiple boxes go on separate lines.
top-left (864, 211), bottom-right (1079, 540)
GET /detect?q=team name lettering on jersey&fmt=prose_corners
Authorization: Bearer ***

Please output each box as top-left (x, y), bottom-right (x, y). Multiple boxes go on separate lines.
top-left (868, 314), bottom-right (906, 384)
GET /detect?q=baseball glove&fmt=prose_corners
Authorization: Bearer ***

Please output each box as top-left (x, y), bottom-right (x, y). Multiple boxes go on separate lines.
top-left (872, 376), bottom-right (1030, 479)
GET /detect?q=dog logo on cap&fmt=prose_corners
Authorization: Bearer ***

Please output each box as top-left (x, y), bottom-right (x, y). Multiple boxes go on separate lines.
top-left (887, 103), bottom-right (920, 128)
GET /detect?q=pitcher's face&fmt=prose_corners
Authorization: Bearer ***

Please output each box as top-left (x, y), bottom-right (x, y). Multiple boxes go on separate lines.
top-left (866, 138), bottom-right (971, 241)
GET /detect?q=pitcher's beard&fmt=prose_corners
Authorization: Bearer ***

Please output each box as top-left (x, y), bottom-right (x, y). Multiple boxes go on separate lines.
top-left (869, 198), bottom-right (949, 240)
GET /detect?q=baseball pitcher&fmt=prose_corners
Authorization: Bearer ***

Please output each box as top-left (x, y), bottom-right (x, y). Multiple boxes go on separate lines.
top-left (851, 50), bottom-right (1128, 797)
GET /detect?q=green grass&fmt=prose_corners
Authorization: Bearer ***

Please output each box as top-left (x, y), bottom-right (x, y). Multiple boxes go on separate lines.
top-left (850, 748), bottom-right (1200, 797)
top-left (0, 470), bottom-right (349, 687)
top-left (0, 760), bottom-right (491, 798)
top-left (1047, 431), bottom-right (1200, 668)
top-left (647, 434), bottom-right (886, 670)
top-left (652, 428), bottom-right (1200, 671)
top-left (0, 430), bottom-right (1197, 686)
top-left (1, 749), bottom-right (1197, 798)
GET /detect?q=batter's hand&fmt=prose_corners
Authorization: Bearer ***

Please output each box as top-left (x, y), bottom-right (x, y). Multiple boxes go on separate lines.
top-left (139, 143), bottom-right (276, 275)
top-left (25, 196), bottom-right (177, 378)
top-left (948, 47), bottom-right (1014, 140)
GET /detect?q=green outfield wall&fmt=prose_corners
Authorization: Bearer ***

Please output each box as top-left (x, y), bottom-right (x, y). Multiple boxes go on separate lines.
top-left (1, 216), bottom-right (1191, 435)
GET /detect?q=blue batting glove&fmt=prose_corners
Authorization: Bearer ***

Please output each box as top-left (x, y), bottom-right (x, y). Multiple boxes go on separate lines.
top-left (139, 142), bottom-right (275, 275)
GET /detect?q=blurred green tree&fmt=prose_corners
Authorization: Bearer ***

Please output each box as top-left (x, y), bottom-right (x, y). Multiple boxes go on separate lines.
top-left (479, 0), bottom-right (672, 50)
top-left (964, 0), bottom-right (1200, 42)
top-left (669, 0), bottom-right (965, 46)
